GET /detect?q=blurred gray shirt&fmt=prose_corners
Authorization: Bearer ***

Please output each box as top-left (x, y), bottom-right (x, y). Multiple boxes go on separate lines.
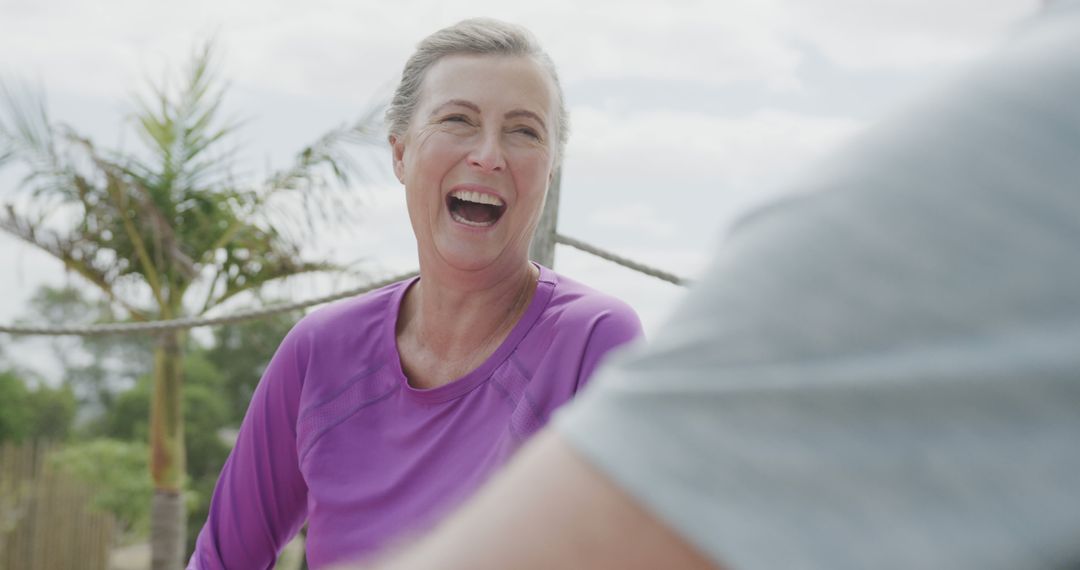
top-left (557, 4), bottom-right (1080, 570)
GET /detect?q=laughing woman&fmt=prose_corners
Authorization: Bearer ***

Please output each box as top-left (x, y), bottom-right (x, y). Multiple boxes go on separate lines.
top-left (189, 18), bottom-right (642, 569)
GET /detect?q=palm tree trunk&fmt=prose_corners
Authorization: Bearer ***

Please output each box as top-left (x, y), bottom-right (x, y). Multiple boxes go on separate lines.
top-left (150, 329), bottom-right (186, 570)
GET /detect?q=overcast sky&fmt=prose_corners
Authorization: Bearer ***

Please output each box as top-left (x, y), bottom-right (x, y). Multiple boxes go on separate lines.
top-left (0, 0), bottom-right (1039, 377)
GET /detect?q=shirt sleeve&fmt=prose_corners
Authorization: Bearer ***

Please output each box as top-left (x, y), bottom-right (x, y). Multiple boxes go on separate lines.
top-left (575, 300), bottom-right (645, 391)
top-left (189, 324), bottom-right (310, 570)
top-left (556, 8), bottom-right (1080, 570)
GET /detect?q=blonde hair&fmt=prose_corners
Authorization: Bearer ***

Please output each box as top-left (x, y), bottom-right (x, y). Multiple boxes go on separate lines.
top-left (386, 18), bottom-right (569, 164)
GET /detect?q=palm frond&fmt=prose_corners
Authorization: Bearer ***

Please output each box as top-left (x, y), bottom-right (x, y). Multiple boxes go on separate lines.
top-left (2, 41), bottom-right (382, 327)
top-left (261, 101), bottom-right (386, 238)
top-left (1, 204), bottom-right (149, 319)
top-left (204, 260), bottom-right (342, 313)
top-left (0, 81), bottom-right (87, 204)
top-left (64, 129), bottom-right (197, 285)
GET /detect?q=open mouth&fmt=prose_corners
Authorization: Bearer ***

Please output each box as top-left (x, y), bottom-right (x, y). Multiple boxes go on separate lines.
top-left (447, 190), bottom-right (506, 227)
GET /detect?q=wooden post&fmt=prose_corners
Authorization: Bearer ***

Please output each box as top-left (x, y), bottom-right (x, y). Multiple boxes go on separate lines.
top-left (530, 167), bottom-right (561, 268)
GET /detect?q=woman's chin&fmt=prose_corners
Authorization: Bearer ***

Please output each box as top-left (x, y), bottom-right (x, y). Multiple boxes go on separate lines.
top-left (430, 240), bottom-right (523, 275)
top-left (432, 244), bottom-right (499, 272)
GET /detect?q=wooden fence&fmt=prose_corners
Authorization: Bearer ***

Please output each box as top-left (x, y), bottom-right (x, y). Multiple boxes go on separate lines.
top-left (1, 441), bottom-right (115, 570)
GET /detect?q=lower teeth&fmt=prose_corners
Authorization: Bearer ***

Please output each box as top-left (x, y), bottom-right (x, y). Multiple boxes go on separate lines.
top-left (451, 211), bottom-right (495, 227)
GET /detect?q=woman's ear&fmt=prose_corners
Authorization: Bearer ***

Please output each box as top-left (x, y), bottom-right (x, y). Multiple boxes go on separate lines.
top-left (390, 134), bottom-right (406, 183)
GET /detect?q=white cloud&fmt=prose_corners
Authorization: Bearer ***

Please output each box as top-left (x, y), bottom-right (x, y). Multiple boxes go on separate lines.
top-left (589, 202), bottom-right (676, 239)
top-left (0, 235), bottom-right (66, 321)
top-left (567, 105), bottom-right (865, 196)
top-left (532, 0), bottom-right (804, 88)
top-left (1, 0), bottom-right (1037, 105)
top-left (780, 0), bottom-right (1039, 70)
top-left (0, 0), bottom-right (1041, 346)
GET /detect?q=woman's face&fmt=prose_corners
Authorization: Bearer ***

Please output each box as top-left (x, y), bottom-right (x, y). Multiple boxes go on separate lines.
top-left (391, 54), bottom-right (557, 275)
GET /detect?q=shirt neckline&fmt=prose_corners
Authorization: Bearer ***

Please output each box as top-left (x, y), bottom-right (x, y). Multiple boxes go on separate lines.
top-left (383, 263), bottom-right (557, 404)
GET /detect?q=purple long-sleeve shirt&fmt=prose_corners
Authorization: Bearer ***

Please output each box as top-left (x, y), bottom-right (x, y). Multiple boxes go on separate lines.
top-left (189, 265), bottom-right (642, 568)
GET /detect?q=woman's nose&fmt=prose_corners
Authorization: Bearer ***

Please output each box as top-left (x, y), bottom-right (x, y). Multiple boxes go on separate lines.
top-left (467, 131), bottom-right (506, 172)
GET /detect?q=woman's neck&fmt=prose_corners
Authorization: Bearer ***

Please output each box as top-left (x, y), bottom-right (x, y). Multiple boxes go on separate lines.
top-left (396, 260), bottom-right (539, 388)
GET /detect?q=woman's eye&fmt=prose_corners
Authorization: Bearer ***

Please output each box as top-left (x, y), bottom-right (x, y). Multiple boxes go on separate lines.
top-left (442, 115), bottom-right (470, 124)
top-left (514, 127), bottom-right (541, 141)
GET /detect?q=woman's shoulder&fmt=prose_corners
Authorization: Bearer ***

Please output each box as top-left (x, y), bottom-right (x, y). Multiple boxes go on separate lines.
top-left (542, 268), bottom-right (640, 324)
top-left (288, 276), bottom-right (411, 343)
top-left (535, 268), bottom-right (643, 341)
top-left (274, 277), bottom-right (410, 403)
top-left (515, 268), bottom-right (644, 387)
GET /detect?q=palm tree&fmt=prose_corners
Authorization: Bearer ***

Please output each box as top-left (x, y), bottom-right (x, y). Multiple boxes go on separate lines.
top-left (0, 43), bottom-right (379, 569)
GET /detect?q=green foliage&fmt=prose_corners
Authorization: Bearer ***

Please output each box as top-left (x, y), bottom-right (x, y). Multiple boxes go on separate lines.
top-left (26, 383), bottom-right (77, 441)
top-left (180, 352), bottom-right (230, 479)
top-left (207, 311), bottom-right (300, 422)
top-left (2, 309), bottom-right (296, 553)
top-left (102, 373), bottom-right (151, 442)
top-left (18, 286), bottom-right (153, 417)
top-left (0, 371), bottom-right (31, 442)
top-left (99, 347), bottom-right (235, 552)
top-left (0, 370), bottom-right (77, 443)
top-left (2, 40), bottom-right (376, 566)
top-left (185, 459), bottom-right (222, 557)
top-left (49, 438), bottom-right (153, 537)
top-left (101, 351), bottom-right (232, 476)
top-left (182, 374), bottom-right (232, 556)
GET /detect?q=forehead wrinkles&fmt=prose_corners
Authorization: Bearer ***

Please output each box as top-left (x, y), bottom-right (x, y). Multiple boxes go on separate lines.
top-left (415, 55), bottom-right (555, 128)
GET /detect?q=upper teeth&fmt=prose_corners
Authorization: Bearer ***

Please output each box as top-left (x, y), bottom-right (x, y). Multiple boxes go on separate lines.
top-left (451, 190), bottom-right (504, 207)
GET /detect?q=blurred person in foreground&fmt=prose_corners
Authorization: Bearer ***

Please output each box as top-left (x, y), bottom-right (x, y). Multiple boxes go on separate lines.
top-left (188, 18), bottom-right (642, 569)
top-left (346, 4), bottom-right (1080, 569)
